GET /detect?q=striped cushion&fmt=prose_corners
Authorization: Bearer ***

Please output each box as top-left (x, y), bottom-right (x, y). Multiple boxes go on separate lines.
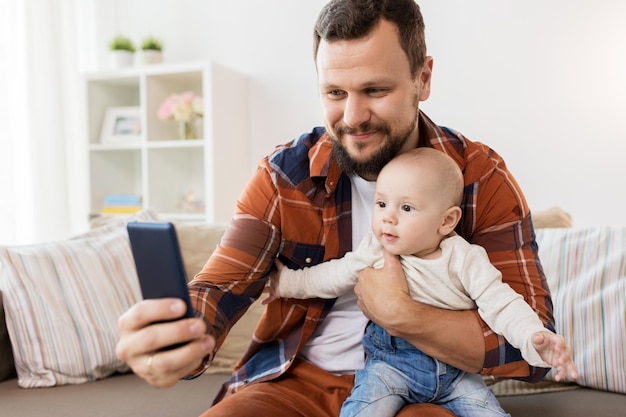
top-left (536, 226), bottom-right (626, 393)
top-left (0, 211), bottom-right (156, 388)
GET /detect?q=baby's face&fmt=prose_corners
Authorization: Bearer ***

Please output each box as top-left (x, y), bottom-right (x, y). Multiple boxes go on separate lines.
top-left (371, 160), bottom-right (447, 258)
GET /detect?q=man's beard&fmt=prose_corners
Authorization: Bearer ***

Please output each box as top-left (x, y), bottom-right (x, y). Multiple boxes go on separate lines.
top-left (331, 117), bottom-right (417, 179)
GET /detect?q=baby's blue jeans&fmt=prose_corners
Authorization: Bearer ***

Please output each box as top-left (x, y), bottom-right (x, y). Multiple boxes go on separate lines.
top-left (339, 323), bottom-right (510, 417)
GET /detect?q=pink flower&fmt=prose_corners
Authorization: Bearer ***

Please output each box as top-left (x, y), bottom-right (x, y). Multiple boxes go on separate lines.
top-left (180, 91), bottom-right (195, 106)
top-left (157, 92), bottom-right (203, 122)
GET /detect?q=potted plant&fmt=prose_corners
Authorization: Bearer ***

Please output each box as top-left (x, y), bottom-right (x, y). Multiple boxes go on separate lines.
top-left (138, 36), bottom-right (163, 65)
top-left (108, 35), bottom-right (135, 69)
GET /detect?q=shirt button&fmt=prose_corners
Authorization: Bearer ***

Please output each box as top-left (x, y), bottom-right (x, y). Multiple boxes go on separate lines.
top-left (305, 257), bottom-right (312, 264)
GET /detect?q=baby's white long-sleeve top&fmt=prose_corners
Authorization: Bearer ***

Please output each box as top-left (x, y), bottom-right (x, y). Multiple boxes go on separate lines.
top-left (276, 232), bottom-right (550, 367)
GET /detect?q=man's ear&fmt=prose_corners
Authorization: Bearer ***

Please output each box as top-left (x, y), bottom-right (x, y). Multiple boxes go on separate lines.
top-left (417, 56), bottom-right (433, 102)
top-left (439, 206), bottom-right (462, 235)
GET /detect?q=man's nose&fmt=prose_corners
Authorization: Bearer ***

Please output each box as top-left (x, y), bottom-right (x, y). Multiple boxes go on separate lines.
top-left (343, 95), bottom-right (370, 128)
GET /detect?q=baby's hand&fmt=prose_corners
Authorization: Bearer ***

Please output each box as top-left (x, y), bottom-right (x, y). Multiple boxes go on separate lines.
top-left (261, 259), bottom-right (285, 305)
top-left (532, 331), bottom-right (579, 381)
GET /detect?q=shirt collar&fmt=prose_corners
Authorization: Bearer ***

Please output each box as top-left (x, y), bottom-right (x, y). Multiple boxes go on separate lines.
top-left (308, 111), bottom-right (466, 194)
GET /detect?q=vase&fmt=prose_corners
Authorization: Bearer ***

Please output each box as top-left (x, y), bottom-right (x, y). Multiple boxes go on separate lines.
top-left (137, 50), bottom-right (163, 65)
top-left (109, 50), bottom-right (134, 69)
top-left (178, 121), bottom-right (196, 140)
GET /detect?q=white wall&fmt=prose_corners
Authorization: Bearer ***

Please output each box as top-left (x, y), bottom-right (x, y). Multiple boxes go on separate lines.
top-left (419, 0), bottom-right (626, 227)
top-left (88, 0), bottom-right (626, 227)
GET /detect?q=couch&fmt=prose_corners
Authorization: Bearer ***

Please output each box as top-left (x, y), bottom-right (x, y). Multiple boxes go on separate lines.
top-left (1, 211), bottom-right (625, 416)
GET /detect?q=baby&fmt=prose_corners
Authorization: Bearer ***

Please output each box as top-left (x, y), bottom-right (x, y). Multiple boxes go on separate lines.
top-left (264, 147), bottom-right (577, 417)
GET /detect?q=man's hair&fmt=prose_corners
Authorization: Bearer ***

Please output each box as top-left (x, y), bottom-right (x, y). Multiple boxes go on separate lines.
top-left (313, 0), bottom-right (426, 77)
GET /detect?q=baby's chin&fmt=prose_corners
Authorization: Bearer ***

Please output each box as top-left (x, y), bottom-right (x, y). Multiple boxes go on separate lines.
top-left (379, 242), bottom-right (405, 257)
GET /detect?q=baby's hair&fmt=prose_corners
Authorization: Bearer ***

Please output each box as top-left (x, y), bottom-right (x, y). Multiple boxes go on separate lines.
top-left (385, 148), bottom-right (464, 208)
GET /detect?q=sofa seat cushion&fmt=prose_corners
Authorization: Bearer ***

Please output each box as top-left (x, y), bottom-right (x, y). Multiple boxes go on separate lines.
top-left (0, 371), bottom-right (226, 417)
top-left (498, 387), bottom-right (626, 417)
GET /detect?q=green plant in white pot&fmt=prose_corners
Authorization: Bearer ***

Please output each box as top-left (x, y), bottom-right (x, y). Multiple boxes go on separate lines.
top-left (109, 35), bottom-right (135, 69)
top-left (139, 36), bottom-right (163, 65)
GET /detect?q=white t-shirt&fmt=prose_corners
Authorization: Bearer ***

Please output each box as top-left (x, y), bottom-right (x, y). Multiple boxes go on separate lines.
top-left (298, 176), bottom-right (374, 374)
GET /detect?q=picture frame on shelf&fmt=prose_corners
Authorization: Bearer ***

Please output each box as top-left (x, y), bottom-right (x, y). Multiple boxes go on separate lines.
top-left (99, 106), bottom-right (142, 143)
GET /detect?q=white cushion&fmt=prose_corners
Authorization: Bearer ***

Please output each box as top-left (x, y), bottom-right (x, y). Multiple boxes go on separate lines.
top-left (0, 211), bottom-right (156, 387)
top-left (537, 226), bottom-right (626, 394)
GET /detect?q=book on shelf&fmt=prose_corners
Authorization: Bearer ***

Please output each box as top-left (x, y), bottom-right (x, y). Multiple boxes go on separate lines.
top-left (100, 205), bottom-right (142, 214)
top-left (103, 194), bottom-right (142, 206)
top-left (100, 194), bottom-right (142, 214)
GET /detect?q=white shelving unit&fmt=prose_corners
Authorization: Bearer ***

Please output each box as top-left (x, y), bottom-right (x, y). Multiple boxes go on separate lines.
top-left (85, 61), bottom-right (249, 223)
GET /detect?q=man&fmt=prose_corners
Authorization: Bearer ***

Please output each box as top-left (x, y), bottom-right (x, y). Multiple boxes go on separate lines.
top-left (116, 1), bottom-right (554, 416)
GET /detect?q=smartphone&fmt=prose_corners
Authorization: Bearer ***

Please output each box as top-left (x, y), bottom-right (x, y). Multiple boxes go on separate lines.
top-left (127, 221), bottom-right (195, 320)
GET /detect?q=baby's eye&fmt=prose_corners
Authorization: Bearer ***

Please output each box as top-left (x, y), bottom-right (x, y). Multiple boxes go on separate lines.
top-left (376, 201), bottom-right (386, 208)
top-left (401, 204), bottom-right (413, 212)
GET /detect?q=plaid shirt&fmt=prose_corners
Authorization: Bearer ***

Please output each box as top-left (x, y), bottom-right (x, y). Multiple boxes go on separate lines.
top-left (188, 111), bottom-right (554, 402)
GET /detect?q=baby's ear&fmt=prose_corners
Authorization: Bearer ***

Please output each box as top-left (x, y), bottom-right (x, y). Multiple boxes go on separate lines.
top-left (439, 206), bottom-right (462, 235)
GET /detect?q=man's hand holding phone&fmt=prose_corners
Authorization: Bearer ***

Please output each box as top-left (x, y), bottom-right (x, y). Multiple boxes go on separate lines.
top-left (118, 222), bottom-right (215, 387)
top-left (116, 298), bottom-right (215, 388)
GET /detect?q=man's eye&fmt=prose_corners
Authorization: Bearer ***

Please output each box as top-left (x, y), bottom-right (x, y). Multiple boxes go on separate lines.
top-left (327, 90), bottom-right (346, 98)
top-left (366, 88), bottom-right (387, 97)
